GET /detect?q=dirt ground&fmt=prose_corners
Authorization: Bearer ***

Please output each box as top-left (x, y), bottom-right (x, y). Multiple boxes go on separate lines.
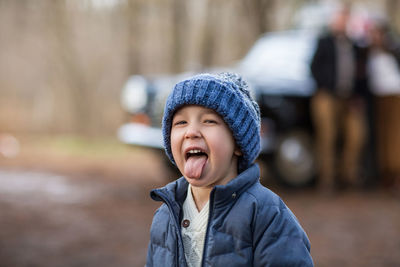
top-left (0, 138), bottom-right (400, 267)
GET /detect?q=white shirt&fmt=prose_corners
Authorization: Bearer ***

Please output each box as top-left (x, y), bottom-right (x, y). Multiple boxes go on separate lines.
top-left (181, 184), bottom-right (210, 267)
top-left (335, 35), bottom-right (355, 97)
top-left (368, 49), bottom-right (400, 96)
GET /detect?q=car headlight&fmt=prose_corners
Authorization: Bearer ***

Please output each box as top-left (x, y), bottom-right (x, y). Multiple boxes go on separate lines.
top-left (121, 75), bottom-right (148, 113)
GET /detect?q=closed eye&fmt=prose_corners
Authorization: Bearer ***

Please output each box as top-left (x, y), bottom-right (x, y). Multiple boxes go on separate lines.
top-left (173, 120), bottom-right (187, 126)
top-left (204, 119), bottom-right (217, 124)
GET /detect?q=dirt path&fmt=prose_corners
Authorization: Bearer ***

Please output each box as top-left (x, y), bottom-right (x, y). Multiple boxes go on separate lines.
top-left (0, 169), bottom-right (163, 267)
top-left (282, 189), bottom-right (400, 266)
top-left (0, 140), bottom-right (399, 267)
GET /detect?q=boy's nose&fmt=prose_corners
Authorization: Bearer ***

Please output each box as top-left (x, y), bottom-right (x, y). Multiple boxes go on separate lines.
top-left (184, 124), bottom-right (201, 139)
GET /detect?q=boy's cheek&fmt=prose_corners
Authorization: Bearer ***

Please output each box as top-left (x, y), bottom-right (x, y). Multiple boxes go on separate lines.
top-left (171, 146), bottom-right (183, 166)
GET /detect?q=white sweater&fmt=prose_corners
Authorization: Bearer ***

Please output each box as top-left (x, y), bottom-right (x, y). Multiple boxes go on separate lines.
top-left (181, 184), bottom-right (210, 267)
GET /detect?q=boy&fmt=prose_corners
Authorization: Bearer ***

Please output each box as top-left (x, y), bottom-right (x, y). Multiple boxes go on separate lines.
top-left (146, 73), bottom-right (313, 266)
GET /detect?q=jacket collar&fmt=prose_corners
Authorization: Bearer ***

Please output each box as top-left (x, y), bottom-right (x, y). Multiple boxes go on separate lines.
top-left (151, 164), bottom-right (260, 208)
top-left (212, 163), bottom-right (259, 207)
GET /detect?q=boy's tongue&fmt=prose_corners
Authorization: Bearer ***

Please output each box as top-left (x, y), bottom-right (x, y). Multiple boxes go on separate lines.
top-left (184, 155), bottom-right (207, 179)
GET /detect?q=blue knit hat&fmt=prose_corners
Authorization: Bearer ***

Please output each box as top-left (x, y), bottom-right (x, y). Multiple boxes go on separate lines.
top-left (162, 72), bottom-right (261, 172)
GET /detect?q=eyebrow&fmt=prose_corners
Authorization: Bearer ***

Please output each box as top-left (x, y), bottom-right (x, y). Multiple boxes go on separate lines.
top-left (202, 110), bottom-right (218, 116)
top-left (174, 107), bottom-right (218, 116)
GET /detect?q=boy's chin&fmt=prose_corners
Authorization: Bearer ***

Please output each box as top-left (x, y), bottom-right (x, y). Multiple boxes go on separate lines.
top-left (184, 176), bottom-right (209, 188)
top-left (184, 175), bottom-right (203, 183)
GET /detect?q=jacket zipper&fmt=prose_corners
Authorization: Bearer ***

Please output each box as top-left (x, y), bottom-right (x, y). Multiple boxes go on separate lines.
top-left (153, 190), bottom-right (188, 267)
top-left (200, 188), bottom-right (215, 267)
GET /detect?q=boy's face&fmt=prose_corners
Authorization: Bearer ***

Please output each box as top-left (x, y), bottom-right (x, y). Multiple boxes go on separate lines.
top-left (171, 105), bottom-right (241, 188)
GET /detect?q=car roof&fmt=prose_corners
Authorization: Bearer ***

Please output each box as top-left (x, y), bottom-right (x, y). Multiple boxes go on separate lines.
top-left (237, 29), bottom-right (318, 96)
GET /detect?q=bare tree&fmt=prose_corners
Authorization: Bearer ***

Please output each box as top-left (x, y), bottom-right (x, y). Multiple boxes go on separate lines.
top-left (125, 0), bottom-right (143, 74)
top-left (242, 0), bottom-right (276, 36)
top-left (170, 0), bottom-right (187, 73)
top-left (45, 0), bottom-right (93, 134)
top-left (198, 0), bottom-right (217, 68)
top-left (386, 0), bottom-right (400, 33)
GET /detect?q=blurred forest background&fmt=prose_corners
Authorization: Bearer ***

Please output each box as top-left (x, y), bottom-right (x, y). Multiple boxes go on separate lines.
top-left (0, 0), bottom-right (399, 137)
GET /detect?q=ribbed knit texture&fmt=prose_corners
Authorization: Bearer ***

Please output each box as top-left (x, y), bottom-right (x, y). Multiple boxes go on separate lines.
top-left (181, 184), bottom-right (209, 267)
top-left (162, 72), bottom-right (261, 172)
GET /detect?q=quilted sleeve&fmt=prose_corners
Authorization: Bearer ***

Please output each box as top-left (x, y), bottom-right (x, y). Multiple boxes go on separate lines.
top-left (252, 201), bottom-right (314, 267)
top-left (145, 241), bottom-right (154, 267)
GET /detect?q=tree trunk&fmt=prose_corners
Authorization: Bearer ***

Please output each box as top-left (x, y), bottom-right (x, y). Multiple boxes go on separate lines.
top-left (199, 0), bottom-right (217, 68)
top-left (126, 0), bottom-right (142, 75)
top-left (170, 0), bottom-right (186, 73)
top-left (242, 0), bottom-right (275, 36)
top-left (386, 0), bottom-right (400, 33)
top-left (46, 0), bottom-right (92, 135)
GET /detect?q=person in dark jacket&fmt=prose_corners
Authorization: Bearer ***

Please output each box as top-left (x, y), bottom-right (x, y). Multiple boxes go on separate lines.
top-left (310, 5), bottom-right (368, 193)
top-left (146, 72), bottom-right (313, 267)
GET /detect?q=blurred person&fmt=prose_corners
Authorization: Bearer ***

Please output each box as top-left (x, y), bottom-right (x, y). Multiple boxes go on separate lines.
top-left (367, 19), bottom-right (400, 192)
top-left (146, 73), bottom-right (313, 266)
top-left (310, 5), bottom-right (369, 193)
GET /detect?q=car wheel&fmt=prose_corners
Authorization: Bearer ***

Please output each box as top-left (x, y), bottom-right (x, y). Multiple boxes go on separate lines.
top-left (272, 129), bottom-right (316, 187)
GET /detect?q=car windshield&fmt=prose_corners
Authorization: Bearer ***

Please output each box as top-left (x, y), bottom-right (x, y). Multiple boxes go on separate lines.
top-left (239, 30), bottom-right (317, 82)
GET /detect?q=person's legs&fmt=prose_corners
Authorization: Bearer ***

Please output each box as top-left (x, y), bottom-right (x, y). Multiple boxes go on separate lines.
top-left (311, 90), bottom-right (337, 191)
top-left (342, 100), bottom-right (366, 186)
top-left (376, 96), bottom-right (400, 192)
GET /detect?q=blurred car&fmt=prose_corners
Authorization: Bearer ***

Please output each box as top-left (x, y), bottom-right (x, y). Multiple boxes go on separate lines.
top-left (118, 29), bottom-right (318, 187)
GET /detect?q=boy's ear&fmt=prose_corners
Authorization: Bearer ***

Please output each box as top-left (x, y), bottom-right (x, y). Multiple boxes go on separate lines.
top-left (234, 147), bottom-right (242, 156)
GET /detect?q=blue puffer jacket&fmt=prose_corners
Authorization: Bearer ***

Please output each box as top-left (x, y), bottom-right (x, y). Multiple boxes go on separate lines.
top-left (146, 164), bottom-right (313, 267)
